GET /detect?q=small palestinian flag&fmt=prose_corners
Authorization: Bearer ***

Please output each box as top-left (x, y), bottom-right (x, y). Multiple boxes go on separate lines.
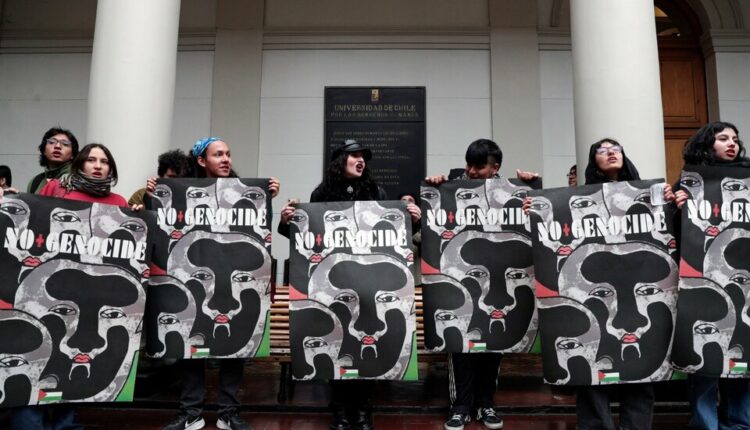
top-left (469, 341), bottom-right (486, 352)
top-left (598, 371), bottom-right (620, 383)
top-left (191, 346), bottom-right (210, 358)
top-left (38, 390), bottom-right (63, 403)
top-left (730, 360), bottom-right (748, 374)
top-left (340, 368), bottom-right (359, 379)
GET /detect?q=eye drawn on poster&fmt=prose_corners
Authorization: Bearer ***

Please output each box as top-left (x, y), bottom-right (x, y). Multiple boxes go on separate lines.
top-left (145, 178), bottom-right (273, 359)
top-left (0, 194), bottom-right (155, 405)
top-left (289, 201), bottom-right (417, 380)
top-left (672, 165), bottom-right (750, 378)
top-left (420, 178), bottom-right (540, 353)
top-left (529, 180), bottom-right (679, 385)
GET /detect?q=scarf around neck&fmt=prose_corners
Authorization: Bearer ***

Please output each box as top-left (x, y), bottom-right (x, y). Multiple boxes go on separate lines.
top-left (61, 171), bottom-right (115, 197)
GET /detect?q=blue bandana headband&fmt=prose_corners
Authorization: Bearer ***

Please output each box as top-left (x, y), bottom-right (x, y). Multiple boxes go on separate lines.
top-left (192, 137), bottom-right (222, 157)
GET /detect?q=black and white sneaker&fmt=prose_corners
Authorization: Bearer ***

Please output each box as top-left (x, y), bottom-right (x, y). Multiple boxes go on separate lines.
top-left (162, 413), bottom-right (205, 430)
top-left (217, 412), bottom-right (253, 430)
top-left (444, 413), bottom-right (471, 430)
top-left (476, 407), bottom-right (503, 429)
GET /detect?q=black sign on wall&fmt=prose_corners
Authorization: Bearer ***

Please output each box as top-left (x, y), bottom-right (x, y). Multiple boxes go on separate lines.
top-left (324, 87), bottom-right (426, 199)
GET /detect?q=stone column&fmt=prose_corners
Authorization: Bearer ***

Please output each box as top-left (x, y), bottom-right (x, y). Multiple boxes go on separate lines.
top-left (87, 0), bottom-right (181, 194)
top-left (570, 0), bottom-right (666, 180)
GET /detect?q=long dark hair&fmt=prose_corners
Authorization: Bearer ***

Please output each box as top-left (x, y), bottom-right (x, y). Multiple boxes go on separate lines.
top-left (584, 138), bottom-right (640, 185)
top-left (683, 121), bottom-right (744, 165)
top-left (314, 151), bottom-right (380, 200)
top-left (71, 143), bottom-right (119, 182)
top-left (38, 127), bottom-right (79, 167)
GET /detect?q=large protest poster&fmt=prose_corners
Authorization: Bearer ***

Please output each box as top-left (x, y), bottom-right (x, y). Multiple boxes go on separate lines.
top-left (528, 180), bottom-right (679, 385)
top-left (419, 178), bottom-right (541, 353)
top-left (671, 165), bottom-right (750, 377)
top-left (288, 201), bottom-right (417, 380)
top-left (144, 178), bottom-right (272, 359)
top-left (0, 194), bottom-right (155, 406)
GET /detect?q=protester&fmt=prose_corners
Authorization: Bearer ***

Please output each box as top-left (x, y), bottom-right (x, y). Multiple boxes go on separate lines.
top-left (279, 139), bottom-right (421, 430)
top-left (27, 127), bottom-right (79, 194)
top-left (425, 138), bottom-right (537, 430)
top-left (673, 122), bottom-right (750, 430)
top-left (567, 164), bottom-right (577, 187)
top-left (129, 149), bottom-right (189, 206)
top-left (159, 137), bottom-right (278, 430)
top-left (0, 165), bottom-right (18, 194)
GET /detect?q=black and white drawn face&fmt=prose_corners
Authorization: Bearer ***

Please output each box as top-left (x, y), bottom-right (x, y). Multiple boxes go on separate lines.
top-left (84, 204), bottom-right (149, 278)
top-left (15, 259), bottom-right (144, 402)
top-left (485, 178), bottom-right (531, 234)
top-left (681, 171), bottom-right (732, 240)
top-left (558, 242), bottom-right (678, 382)
top-left (290, 300), bottom-right (345, 380)
top-left (144, 275), bottom-right (196, 359)
top-left (538, 297), bottom-right (600, 385)
top-left (0, 310), bottom-right (52, 407)
top-left (703, 228), bottom-right (750, 364)
top-left (215, 178), bottom-right (269, 239)
top-left (440, 231), bottom-right (536, 352)
top-left (357, 201), bottom-right (412, 261)
top-left (0, 196), bottom-right (35, 304)
top-left (168, 230), bottom-right (271, 357)
top-left (673, 277), bottom-right (735, 375)
top-left (602, 182), bottom-right (676, 250)
top-left (308, 253), bottom-right (415, 379)
top-left (422, 274), bottom-right (473, 352)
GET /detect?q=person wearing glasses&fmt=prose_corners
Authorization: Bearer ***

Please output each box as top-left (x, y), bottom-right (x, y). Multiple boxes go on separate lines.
top-left (567, 164), bottom-right (577, 187)
top-left (26, 127), bottom-right (80, 194)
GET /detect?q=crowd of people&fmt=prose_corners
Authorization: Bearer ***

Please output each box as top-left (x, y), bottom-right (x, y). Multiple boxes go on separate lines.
top-left (0, 120), bottom-right (746, 430)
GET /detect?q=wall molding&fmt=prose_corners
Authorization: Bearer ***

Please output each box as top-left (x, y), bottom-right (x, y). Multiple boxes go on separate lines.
top-left (537, 27), bottom-right (571, 51)
top-left (262, 28), bottom-right (490, 50)
top-left (701, 29), bottom-right (750, 55)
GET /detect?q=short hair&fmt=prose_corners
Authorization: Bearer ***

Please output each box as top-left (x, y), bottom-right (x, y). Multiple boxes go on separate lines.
top-left (465, 139), bottom-right (503, 167)
top-left (0, 165), bottom-right (11, 186)
top-left (683, 121), bottom-right (744, 165)
top-left (157, 149), bottom-right (189, 177)
top-left (38, 127), bottom-right (79, 167)
top-left (71, 143), bottom-right (119, 183)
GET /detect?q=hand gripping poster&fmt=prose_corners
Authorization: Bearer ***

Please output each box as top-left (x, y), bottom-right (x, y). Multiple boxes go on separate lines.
top-left (419, 178), bottom-right (541, 353)
top-left (144, 178), bottom-right (272, 359)
top-left (671, 165), bottom-right (750, 378)
top-left (528, 180), bottom-right (679, 385)
top-left (288, 201), bottom-right (418, 381)
top-left (0, 194), bottom-right (156, 406)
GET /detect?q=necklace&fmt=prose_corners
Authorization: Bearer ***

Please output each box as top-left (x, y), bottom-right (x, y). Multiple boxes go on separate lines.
top-left (346, 185), bottom-right (354, 194)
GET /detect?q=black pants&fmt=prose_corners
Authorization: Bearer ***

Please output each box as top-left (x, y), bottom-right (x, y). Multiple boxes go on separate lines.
top-left (330, 380), bottom-right (375, 412)
top-left (180, 358), bottom-right (244, 417)
top-left (576, 384), bottom-right (654, 430)
top-left (448, 353), bottom-right (504, 415)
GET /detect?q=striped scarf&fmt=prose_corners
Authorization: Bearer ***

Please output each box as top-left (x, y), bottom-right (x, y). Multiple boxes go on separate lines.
top-left (61, 171), bottom-right (115, 197)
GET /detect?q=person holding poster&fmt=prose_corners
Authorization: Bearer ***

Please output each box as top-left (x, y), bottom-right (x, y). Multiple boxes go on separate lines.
top-left (4, 142), bottom-right (127, 430)
top-left (574, 138), bottom-right (676, 430)
top-left (673, 122), bottom-right (750, 430)
top-left (279, 139), bottom-right (421, 430)
top-left (160, 137), bottom-right (279, 430)
top-left (425, 139), bottom-right (537, 430)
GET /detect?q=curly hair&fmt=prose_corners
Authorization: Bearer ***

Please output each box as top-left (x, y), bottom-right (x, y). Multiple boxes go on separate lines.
top-left (683, 121), bottom-right (744, 165)
top-left (314, 152), bottom-right (380, 200)
top-left (157, 149), bottom-right (189, 177)
top-left (187, 143), bottom-right (238, 178)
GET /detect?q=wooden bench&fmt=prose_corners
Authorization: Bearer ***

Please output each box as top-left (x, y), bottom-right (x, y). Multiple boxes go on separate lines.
top-left (262, 283), bottom-right (443, 401)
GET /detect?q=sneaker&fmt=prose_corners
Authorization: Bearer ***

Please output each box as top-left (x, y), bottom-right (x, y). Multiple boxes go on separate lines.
top-left (476, 407), bottom-right (503, 429)
top-left (217, 412), bottom-right (252, 430)
top-left (330, 407), bottom-right (351, 430)
top-left (353, 408), bottom-right (374, 430)
top-left (162, 413), bottom-right (205, 430)
top-left (444, 413), bottom-right (471, 430)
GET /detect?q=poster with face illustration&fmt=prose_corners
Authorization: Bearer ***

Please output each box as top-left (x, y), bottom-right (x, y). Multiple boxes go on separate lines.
top-left (144, 178), bottom-right (272, 359)
top-left (288, 201), bottom-right (417, 380)
top-left (671, 165), bottom-right (750, 378)
top-left (0, 194), bottom-right (155, 406)
top-left (419, 178), bottom-right (541, 353)
top-left (528, 180), bottom-right (679, 385)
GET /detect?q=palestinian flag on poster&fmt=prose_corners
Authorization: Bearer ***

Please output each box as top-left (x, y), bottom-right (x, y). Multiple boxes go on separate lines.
top-left (598, 371), bottom-right (620, 383)
top-left (730, 360), bottom-right (748, 374)
top-left (469, 341), bottom-right (487, 352)
top-left (38, 390), bottom-right (63, 403)
top-left (191, 346), bottom-right (210, 358)
top-left (340, 368), bottom-right (359, 379)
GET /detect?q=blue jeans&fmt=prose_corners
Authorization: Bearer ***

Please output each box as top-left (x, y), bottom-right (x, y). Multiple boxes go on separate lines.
top-left (10, 405), bottom-right (82, 430)
top-left (688, 374), bottom-right (750, 430)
